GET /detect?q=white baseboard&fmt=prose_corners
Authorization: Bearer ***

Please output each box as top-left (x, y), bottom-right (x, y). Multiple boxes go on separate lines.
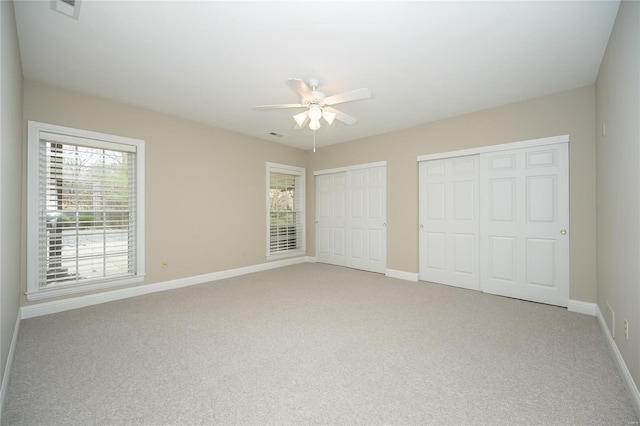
top-left (21, 256), bottom-right (314, 319)
top-left (567, 299), bottom-right (597, 316)
top-left (0, 312), bottom-right (20, 418)
top-left (596, 305), bottom-right (640, 420)
top-left (386, 269), bottom-right (419, 282)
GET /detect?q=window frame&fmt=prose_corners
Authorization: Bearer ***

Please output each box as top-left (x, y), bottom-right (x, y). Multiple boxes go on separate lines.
top-left (26, 121), bottom-right (145, 300)
top-left (266, 162), bottom-right (306, 259)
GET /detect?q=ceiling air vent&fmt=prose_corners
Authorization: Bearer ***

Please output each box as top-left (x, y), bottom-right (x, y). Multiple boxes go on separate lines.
top-left (51, 0), bottom-right (81, 19)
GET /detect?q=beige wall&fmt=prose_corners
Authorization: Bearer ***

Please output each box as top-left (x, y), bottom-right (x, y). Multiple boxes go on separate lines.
top-left (22, 82), bottom-right (598, 309)
top-left (22, 79), bottom-right (307, 305)
top-left (1, 0), bottom-right (23, 386)
top-left (595, 0), bottom-right (640, 393)
top-left (307, 85), bottom-right (597, 303)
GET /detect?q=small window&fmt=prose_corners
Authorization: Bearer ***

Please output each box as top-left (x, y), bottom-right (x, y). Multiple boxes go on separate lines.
top-left (27, 121), bottom-right (145, 300)
top-left (266, 163), bottom-right (305, 257)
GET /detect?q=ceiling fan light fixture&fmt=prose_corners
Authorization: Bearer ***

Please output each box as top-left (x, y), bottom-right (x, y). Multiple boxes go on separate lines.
top-left (293, 111), bottom-right (308, 127)
top-left (322, 110), bottom-right (337, 125)
top-left (308, 104), bottom-right (323, 121)
top-left (256, 78), bottom-right (373, 134)
top-left (309, 119), bottom-right (321, 131)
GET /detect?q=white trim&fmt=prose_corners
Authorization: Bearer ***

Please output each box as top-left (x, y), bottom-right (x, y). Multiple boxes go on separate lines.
top-left (137, 140), bottom-right (146, 279)
top-left (29, 121), bottom-right (143, 149)
top-left (20, 256), bottom-right (313, 319)
top-left (40, 131), bottom-right (137, 153)
top-left (26, 121), bottom-right (146, 298)
top-left (266, 162), bottom-right (305, 175)
top-left (0, 313), bottom-right (20, 418)
top-left (266, 162), bottom-right (306, 258)
top-left (386, 269), bottom-right (419, 282)
top-left (26, 275), bottom-right (145, 301)
top-left (314, 161), bottom-right (387, 176)
top-left (265, 249), bottom-right (306, 261)
top-left (596, 305), bottom-right (640, 420)
top-left (567, 299), bottom-right (597, 316)
top-left (417, 135), bottom-right (569, 162)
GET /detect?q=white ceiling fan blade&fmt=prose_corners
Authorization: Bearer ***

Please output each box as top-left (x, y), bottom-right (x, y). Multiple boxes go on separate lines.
top-left (324, 107), bottom-right (357, 125)
top-left (324, 88), bottom-right (372, 106)
top-left (286, 78), bottom-right (314, 102)
top-left (254, 103), bottom-right (305, 110)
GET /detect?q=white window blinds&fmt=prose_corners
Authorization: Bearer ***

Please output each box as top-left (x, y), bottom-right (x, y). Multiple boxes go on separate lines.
top-left (267, 163), bottom-right (305, 256)
top-left (27, 122), bottom-right (145, 299)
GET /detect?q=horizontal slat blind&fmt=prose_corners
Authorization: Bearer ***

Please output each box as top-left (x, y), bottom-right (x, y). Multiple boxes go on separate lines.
top-left (269, 171), bottom-right (302, 254)
top-left (38, 137), bottom-right (137, 288)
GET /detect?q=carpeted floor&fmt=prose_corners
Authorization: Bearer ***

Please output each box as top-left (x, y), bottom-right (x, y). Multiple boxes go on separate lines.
top-left (2, 263), bottom-right (638, 425)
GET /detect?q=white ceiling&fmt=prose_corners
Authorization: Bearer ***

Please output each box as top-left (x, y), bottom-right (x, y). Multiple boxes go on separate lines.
top-left (14, 1), bottom-right (620, 150)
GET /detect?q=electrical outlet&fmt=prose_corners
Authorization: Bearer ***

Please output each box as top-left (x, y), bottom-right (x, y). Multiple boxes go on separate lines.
top-left (624, 319), bottom-right (629, 340)
top-left (161, 260), bottom-right (168, 268)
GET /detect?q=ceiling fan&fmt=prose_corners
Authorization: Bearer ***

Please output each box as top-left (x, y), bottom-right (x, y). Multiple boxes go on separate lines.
top-left (254, 79), bottom-right (372, 130)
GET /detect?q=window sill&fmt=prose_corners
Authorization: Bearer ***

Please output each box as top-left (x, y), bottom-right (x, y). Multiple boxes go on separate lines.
top-left (266, 250), bottom-right (306, 261)
top-left (26, 275), bottom-right (145, 302)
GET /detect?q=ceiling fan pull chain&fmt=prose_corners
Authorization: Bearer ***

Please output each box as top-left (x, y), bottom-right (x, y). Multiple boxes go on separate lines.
top-left (313, 130), bottom-right (316, 153)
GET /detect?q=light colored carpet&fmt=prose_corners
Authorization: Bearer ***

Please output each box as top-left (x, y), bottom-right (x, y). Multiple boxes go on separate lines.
top-left (2, 263), bottom-right (638, 425)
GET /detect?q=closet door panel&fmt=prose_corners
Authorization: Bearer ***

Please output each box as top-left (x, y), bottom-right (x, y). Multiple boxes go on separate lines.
top-left (346, 167), bottom-right (387, 273)
top-left (419, 156), bottom-right (480, 290)
top-left (316, 166), bottom-right (386, 273)
top-left (480, 143), bottom-right (569, 307)
top-left (316, 173), bottom-right (347, 266)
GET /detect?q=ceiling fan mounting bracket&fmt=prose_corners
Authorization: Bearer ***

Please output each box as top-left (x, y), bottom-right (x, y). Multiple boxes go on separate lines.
top-left (308, 79), bottom-right (326, 100)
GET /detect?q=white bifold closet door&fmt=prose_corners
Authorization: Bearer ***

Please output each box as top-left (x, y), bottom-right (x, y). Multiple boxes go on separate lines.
top-left (479, 143), bottom-right (569, 306)
top-left (316, 172), bottom-right (347, 266)
top-left (419, 141), bottom-right (569, 307)
top-left (316, 165), bottom-right (386, 274)
top-left (418, 155), bottom-right (480, 290)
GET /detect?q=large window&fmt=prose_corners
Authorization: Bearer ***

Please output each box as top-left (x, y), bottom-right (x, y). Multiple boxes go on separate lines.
top-left (266, 163), bottom-right (305, 257)
top-left (27, 121), bottom-right (145, 300)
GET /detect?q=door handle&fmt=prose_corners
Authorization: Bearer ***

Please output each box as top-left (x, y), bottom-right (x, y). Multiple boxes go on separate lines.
top-left (419, 224), bottom-right (424, 228)
top-left (560, 229), bottom-right (567, 235)
top-left (383, 223), bottom-right (387, 227)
